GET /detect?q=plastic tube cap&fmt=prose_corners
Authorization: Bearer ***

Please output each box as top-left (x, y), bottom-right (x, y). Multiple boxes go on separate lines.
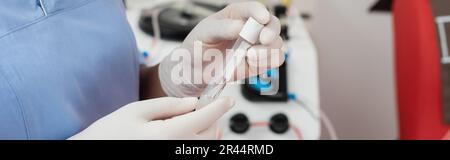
top-left (239, 17), bottom-right (264, 44)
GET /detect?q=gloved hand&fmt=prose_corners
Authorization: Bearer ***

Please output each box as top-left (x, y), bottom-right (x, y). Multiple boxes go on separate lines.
top-left (68, 97), bottom-right (234, 140)
top-left (159, 1), bottom-right (285, 97)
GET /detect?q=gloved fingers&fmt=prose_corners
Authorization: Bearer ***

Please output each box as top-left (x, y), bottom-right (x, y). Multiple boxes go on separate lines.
top-left (166, 97), bottom-right (234, 133)
top-left (247, 37), bottom-right (285, 70)
top-left (196, 123), bottom-right (218, 140)
top-left (213, 1), bottom-right (270, 25)
top-left (247, 36), bottom-right (284, 65)
top-left (195, 19), bottom-right (244, 44)
top-left (126, 97), bottom-right (198, 121)
top-left (247, 50), bottom-right (285, 80)
top-left (230, 36), bottom-right (285, 81)
top-left (259, 16), bottom-right (282, 45)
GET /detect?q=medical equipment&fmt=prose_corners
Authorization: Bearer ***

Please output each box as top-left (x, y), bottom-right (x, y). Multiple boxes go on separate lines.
top-left (242, 59), bottom-right (288, 102)
top-left (196, 17), bottom-right (265, 109)
top-left (139, 6), bottom-right (204, 41)
top-left (288, 93), bottom-right (338, 140)
top-left (229, 113), bottom-right (250, 134)
top-left (138, 1), bottom-right (223, 41)
top-left (220, 112), bottom-right (304, 140)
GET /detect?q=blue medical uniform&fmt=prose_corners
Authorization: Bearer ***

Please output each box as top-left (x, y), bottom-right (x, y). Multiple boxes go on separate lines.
top-left (0, 0), bottom-right (140, 139)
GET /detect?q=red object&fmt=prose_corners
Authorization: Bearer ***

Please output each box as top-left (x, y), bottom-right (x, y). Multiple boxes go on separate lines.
top-left (393, 0), bottom-right (450, 139)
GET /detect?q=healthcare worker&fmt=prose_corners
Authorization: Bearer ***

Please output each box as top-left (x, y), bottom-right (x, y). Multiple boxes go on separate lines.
top-left (0, 0), bottom-right (284, 139)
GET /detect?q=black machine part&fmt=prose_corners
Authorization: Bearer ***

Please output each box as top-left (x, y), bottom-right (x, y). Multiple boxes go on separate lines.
top-left (370, 0), bottom-right (393, 12)
top-left (241, 62), bottom-right (288, 102)
top-left (229, 113), bottom-right (250, 134)
top-left (139, 7), bottom-right (205, 41)
top-left (269, 113), bottom-right (290, 134)
top-left (138, 2), bottom-right (225, 41)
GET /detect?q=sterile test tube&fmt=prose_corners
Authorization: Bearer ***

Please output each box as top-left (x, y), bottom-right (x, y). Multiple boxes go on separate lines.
top-left (197, 17), bottom-right (265, 109)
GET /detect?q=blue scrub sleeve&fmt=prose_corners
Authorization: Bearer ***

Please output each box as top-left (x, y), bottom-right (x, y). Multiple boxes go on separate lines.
top-left (0, 71), bottom-right (29, 139)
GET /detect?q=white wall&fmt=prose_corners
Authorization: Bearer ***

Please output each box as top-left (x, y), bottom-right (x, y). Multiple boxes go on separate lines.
top-left (308, 0), bottom-right (398, 139)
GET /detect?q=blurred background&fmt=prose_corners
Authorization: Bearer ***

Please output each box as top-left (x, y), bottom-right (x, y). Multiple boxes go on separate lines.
top-left (123, 0), bottom-right (450, 140)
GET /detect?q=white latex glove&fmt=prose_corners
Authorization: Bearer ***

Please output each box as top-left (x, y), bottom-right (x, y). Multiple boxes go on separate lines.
top-left (159, 1), bottom-right (285, 97)
top-left (68, 97), bottom-right (234, 140)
